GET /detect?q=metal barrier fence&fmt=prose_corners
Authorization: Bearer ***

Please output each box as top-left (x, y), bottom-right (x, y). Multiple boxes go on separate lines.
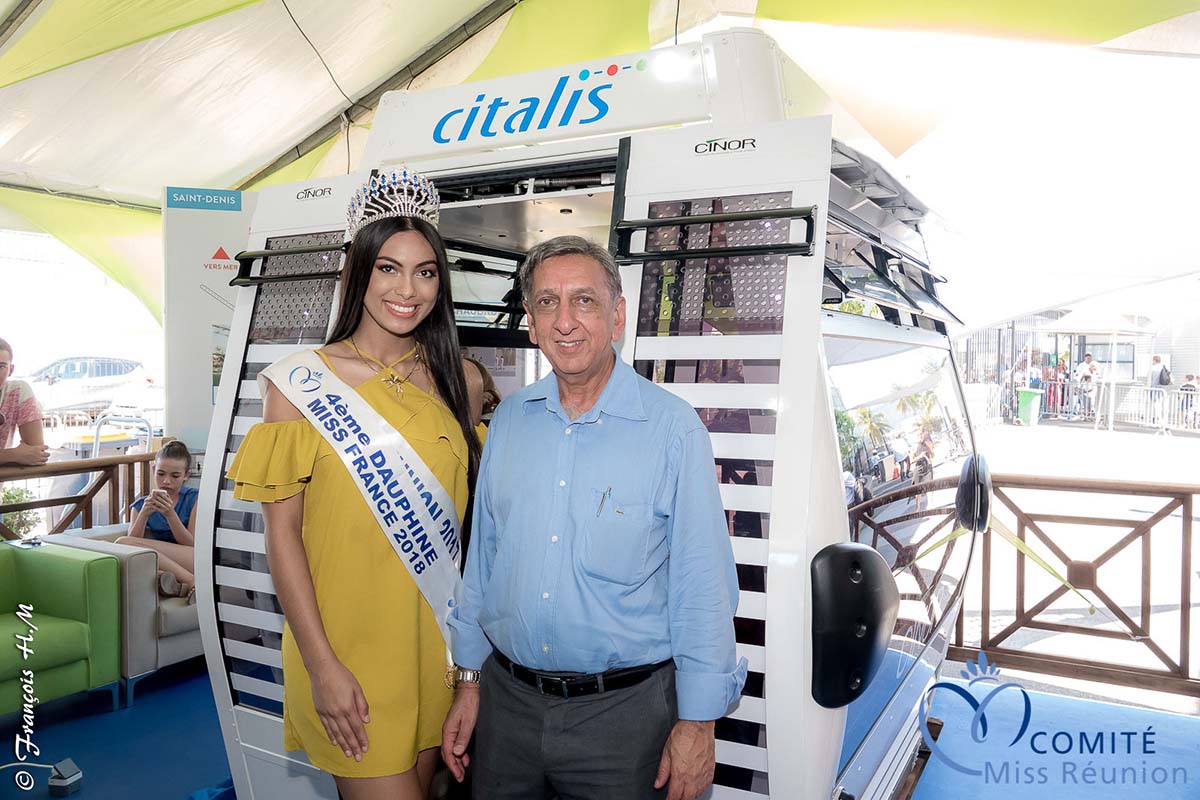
top-left (1093, 384), bottom-right (1199, 434)
top-left (969, 379), bottom-right (1198, 433)
top-left (1039, 379), bottom-right (1098, 421)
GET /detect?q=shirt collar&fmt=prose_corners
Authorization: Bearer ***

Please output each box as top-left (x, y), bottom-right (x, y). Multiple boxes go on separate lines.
top-left (522, 348), bottom-right (647, 422)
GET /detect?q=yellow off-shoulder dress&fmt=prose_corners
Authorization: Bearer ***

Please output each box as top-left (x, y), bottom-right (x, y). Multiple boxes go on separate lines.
top-left (226, 352), bottom-right (474, 778)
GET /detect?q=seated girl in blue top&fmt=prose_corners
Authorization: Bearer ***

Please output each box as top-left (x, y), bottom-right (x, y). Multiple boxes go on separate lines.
top-left (118, 441), bottom-right (199, 603)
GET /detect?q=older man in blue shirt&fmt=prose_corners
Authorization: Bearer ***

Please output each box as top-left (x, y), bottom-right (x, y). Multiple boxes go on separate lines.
top-left (442, 236), bottom-right (745, 800)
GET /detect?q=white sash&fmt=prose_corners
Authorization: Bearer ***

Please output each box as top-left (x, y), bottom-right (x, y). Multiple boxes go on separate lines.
top-left (261, 350), bottom-right (463, 646)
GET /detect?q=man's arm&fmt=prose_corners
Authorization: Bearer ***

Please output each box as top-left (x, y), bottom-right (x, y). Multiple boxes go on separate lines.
top-left (656, 424), bottom-right (747, 800)
top-left (442, 416), bottom-right (501, 781)
top-left (667, 426), bottom-right (746, 719)
top-left (447, 430), bottom-right (499, 670)
top-left (0, 421), bottom-right (49, 466)
top-left (0, 387), bottom-right (48, 466)
top-left (17, 418), bottom-right (43, 447)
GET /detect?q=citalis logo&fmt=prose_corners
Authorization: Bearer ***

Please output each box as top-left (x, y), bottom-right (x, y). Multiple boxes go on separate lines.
top-left (432, 58), bottom-right (649, 145)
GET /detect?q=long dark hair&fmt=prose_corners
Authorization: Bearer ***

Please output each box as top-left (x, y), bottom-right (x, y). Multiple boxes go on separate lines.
top-left (327, 216), bottom-right (481, 490)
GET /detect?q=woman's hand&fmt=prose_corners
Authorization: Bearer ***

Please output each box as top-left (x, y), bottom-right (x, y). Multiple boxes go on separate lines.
top-left (310, 658), bottom-right (371, 761)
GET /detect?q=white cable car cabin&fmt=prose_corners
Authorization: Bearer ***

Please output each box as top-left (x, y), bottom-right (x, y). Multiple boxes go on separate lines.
top-left (195, 27), bottom-right (990, 800)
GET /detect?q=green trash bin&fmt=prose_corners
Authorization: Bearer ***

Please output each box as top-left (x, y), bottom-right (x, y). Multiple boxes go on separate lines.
top-left (1017, 387), bottom-right (1044, 426)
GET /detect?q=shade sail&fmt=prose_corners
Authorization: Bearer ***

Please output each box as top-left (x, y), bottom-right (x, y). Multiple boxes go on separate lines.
top-left (0, 186), bottom-right (163, 320)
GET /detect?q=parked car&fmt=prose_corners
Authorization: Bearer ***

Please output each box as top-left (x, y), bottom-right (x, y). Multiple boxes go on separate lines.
top-left (27, 356), bottom-right (149, 419)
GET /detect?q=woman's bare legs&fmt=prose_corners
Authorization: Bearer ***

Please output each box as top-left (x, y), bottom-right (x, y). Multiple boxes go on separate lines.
top-left (127, 539), bottom-right (195, 573)
top-left (333, 748), bottom-right (440, 800)
top-left (116, 537), bottom-right (195, 585)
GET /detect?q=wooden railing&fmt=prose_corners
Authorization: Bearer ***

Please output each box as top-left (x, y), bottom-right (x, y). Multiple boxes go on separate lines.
top-left (951, 473), bottom-right (1198, 697)
top-left (0, 453), bottom-right (156, 536)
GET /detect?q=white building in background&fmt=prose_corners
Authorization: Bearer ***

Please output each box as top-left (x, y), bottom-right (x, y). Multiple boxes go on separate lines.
top-left (954, 272), bottom-right (1200, 428)
top-left (956, 272), bottom-right (1200, 383)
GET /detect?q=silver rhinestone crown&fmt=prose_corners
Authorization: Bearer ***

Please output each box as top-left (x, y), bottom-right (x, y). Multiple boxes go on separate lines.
top-left (346, 166), bottom-right (440, 239)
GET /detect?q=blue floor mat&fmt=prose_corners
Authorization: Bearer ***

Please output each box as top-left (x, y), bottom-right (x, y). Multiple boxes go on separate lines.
top-left (914, 678), bottom-right (1200, 799)
top-left (0, 658), bottom-right (231, 799)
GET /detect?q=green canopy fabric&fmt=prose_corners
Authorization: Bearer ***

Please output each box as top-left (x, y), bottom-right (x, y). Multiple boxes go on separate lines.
top-left (754, 0), bottom-right (1200, 44)
top-left (468, 0), bottom-right (651, 82)
top-left (3, 0), bottom-right (1200, 322)
top-left (0, 187), bottom-right (163, 321)
top-left (0, 0), bottom-right (260, 89)
top-left (244, 136), bottom-right (339, 191)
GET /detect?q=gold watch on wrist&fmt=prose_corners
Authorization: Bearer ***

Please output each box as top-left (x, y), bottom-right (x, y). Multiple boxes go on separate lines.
top-left (445, 665), bottom-right (482, 689)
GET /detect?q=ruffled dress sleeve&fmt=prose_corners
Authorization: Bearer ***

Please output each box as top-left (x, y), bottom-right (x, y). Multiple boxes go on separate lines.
top-left (226, 420), bottom-right (322, 503)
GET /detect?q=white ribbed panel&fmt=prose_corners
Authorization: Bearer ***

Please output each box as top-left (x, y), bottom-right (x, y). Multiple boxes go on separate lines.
top-left (660, 382), bottom-right (778, 410)
top-left (720, 483), bottom-right (773, 513)
top-left (737, 590), bottom-right (766, 620)
top-left (709, 433), bottom-right (776, 461)
top-left (634, 335), bottom-right (783, 361)
top-left (737, 643), bottom-right (766, 673)
top-left (727, 695), bottom-right (766, 724)
top-left (231, 674), bottom-right (285, 703)
top-left (216, 528), bottom-right (266, 554)
top-left (715, 740), bottom-right (769, 772)
top-left (240, 380), bottom-right (261, 400)
top-left (216, 566), bottom-right (276, 594)
top-left (219, 490), bottom-right (260, 515)
top-left (246, 344), bottom-right (313, 363)
top-left (710, 786), bottom-right (769, 800)
top-left (231, 416), bottom-right (260, 436)
top-left (731, 537), bottom-right (768, 566)
top-left (218, 603), bottom-right (285, 634)
top-left (224, 639), bottom-right (283, 669)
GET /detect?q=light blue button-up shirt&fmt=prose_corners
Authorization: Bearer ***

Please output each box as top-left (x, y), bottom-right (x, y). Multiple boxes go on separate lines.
top-left (448, 352), bottom-right (747, 720)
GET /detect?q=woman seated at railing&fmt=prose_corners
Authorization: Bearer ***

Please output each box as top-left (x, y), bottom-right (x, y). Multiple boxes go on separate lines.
top-left (118, 440), bottom-right (198, 604)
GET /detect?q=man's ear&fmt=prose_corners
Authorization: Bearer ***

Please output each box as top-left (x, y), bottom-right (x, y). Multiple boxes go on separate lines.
top-left (524, 303), bottom-right (538, 346)
top-left (611, 296), bottom-right (626, 343)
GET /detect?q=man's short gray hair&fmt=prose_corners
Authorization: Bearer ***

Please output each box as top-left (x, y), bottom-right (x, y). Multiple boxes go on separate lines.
top-left (519, 236), bottom-right (622, 304)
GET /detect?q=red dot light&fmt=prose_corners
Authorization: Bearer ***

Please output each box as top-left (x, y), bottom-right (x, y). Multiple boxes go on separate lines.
top-left (606, 64), bottom-right (619, 76)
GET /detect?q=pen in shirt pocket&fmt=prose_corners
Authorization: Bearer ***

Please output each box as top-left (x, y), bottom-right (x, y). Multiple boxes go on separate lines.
top-left (596, 486), bottom-right (612, 517)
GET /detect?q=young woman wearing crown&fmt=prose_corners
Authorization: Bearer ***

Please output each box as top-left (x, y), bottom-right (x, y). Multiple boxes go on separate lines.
top-left (227, 167), bottom-right (485, 799)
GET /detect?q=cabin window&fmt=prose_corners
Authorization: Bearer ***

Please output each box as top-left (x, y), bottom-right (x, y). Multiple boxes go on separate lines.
top-left (823, 331), bottom-right (974, 774)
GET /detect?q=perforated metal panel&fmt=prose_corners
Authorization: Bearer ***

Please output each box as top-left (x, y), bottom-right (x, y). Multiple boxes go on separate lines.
top-left (631, 190), bottom-right (798, 797)
top-left (638, 192), bottom-right (791, 338)
top-left (213, 230), bottom-right (344, 716)
top-left (250, 231), bottom-right (343, 343)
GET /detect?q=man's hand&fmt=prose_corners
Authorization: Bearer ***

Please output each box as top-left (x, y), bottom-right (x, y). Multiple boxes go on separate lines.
top-left (654, 719), bottom-right (716, 800)
top-left (441, 682), bottom-right (480, 782)
top-left (5, 443), bottom-right (49, 466)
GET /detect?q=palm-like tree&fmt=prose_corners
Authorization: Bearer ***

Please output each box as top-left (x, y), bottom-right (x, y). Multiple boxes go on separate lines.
top-left (895, 390), bottom-right (923, 416)
top-left (916, 390), bottom-right (941, 436)
top-left (853, 407), bottom-right (891, 446)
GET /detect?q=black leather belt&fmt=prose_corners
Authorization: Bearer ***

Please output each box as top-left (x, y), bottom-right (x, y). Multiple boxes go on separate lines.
top-left (493, 651), bottom-right (670, 699)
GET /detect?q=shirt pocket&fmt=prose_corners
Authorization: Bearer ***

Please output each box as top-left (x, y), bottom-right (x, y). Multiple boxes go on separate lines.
top-left (582, 488), bottom-right (654, 586)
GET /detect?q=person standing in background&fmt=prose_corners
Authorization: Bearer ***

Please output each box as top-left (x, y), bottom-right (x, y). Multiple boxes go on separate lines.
top-left (0, 337), bottom-right (48, 468)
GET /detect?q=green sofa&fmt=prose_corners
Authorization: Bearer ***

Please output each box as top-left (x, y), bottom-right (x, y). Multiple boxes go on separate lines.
top-left (0, 542), bottom-right (120, 716)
